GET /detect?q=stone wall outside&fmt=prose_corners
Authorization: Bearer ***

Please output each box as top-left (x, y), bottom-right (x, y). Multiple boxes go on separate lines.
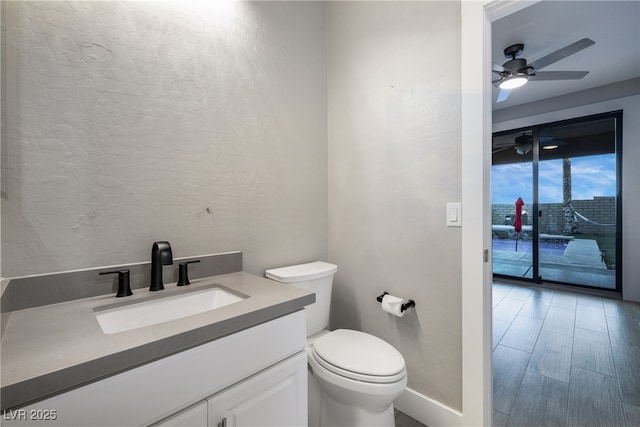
top-left (492, 197), bottom-right (616, 236)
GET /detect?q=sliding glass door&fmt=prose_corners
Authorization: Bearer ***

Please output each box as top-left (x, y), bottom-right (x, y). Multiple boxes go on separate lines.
top-left (492, 112), bottom-right (621, 292)
top-left (492, 128), bottom-right (534, 279)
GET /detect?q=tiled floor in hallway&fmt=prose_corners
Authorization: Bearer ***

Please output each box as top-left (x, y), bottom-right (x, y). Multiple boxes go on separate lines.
top-left (493, 282), bottom-right (640, 427)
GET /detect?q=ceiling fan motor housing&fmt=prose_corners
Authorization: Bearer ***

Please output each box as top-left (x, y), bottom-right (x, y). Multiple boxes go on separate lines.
top-left (501, 43), bottom-right (533, 77)
top-left (503, 58), bottom-right (528, 74)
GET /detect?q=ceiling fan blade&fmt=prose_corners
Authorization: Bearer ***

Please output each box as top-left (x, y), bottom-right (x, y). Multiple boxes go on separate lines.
top-left (492, 146), bottom-right (512, 154)
top-left (529, 71), bottom-right (589, 81)
top-left (496, 88), bottom-right (511, 103)
top-left (528, 38), bottom-right (595, 71)
top-left (492, 64), bottom-right (505, 74)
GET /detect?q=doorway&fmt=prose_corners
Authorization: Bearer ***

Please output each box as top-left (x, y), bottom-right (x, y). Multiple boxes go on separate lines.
top-left (491, 111), bottom-right (622, 292)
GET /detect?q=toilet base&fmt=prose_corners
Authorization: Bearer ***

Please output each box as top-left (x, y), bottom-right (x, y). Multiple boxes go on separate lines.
top-left (318, 393), bottom-right (395, 427)
top-left (308, 365), bottom-right (398, 427)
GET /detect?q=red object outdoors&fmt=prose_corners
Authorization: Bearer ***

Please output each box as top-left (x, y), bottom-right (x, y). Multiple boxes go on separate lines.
top-left (513, 197), bottom-right (525, 233)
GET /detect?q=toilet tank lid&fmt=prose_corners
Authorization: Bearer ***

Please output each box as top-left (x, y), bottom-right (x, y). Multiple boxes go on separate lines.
top-left (265, 261), bottom-right (337, 283)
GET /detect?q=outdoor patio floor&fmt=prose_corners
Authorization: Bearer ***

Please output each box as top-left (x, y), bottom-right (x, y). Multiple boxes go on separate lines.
top-left (493, 238), bottom-right (615, 290)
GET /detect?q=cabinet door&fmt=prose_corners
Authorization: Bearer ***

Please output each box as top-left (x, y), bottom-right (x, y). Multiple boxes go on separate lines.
top-left (208, 352), bottom-right (307, 427)
top-left (153, 401), bottom-right (207, 427)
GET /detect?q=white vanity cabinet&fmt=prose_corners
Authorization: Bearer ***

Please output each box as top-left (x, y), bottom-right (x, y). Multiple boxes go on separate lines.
top-left (154, 352), bottom-right (307, 427)
top-left (207, 351), bottom-right (307, 427)
top-left (153, 402), bottom-right (208, 427)
top-left (5, 311), bottom-right (307, 427)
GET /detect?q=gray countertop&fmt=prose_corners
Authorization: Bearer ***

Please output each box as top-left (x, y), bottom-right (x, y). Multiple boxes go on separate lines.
top-left (0, 272), bottom-right (314, 410)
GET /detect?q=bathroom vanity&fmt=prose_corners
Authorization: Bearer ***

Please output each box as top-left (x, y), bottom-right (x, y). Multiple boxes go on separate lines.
top-left (1, 261), bottom-right (314, 426)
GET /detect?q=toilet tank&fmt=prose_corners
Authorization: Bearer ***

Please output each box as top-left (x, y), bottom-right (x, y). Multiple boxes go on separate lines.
top-left (265, 262), bottom-right (337, 336)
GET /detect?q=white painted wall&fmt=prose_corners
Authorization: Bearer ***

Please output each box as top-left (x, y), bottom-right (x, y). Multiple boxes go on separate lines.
top-left (1, 1), bottom-right (328, 277)
top-left (493, 95), bottom-right (640, 301)
top-left (327, 1), bottom-right (463, 411)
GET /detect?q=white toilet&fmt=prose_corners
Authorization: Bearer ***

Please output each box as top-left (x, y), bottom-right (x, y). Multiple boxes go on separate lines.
top-left (266, 261), bottom-right (407, 427)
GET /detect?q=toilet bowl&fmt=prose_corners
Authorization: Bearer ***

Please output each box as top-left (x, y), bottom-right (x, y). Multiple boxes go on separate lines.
top-left (266, 262), bottom-right (407, 427)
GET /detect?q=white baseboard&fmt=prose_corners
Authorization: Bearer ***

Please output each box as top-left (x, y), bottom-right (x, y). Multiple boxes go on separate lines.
top-left (395, 387), bottom-right (463, 427)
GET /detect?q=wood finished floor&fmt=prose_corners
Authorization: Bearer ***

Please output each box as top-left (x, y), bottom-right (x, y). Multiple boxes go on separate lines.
top-left (493, 282), bottom-right (640, 427)
top-left (395, 409), bottom-right (428, 427)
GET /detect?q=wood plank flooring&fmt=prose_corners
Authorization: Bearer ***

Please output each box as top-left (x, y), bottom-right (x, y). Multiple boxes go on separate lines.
top-left (395, 409), bottom-right (427, 427)
top-left (493, 282), bottom-right (640, 427)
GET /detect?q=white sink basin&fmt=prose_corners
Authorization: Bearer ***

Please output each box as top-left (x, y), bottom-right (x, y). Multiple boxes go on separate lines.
top-left (94, 285), bottom-right (246, 334)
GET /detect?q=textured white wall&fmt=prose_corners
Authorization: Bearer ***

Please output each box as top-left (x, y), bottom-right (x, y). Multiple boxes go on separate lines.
top-left (4, 0), bottom-right (468, 413)
top-left (2, 1), bottom-right (328, 277)
top-left (327, 2), bottom-right (463, 410)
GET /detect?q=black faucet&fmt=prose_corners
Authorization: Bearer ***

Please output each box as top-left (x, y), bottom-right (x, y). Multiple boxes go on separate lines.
top-left (150, 241), bottom-right (173, 291)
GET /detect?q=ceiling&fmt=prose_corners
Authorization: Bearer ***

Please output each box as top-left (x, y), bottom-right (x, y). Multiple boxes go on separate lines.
top-left (491, 0), bottom-right (640, 110)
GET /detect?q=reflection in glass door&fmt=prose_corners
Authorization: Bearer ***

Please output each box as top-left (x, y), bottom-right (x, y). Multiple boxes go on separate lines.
top-left (537, 116), bottom-right (619, 289)
top-left (492, 112), bottom-right (621, 292)
top-left (492, 129), bottom-right (534, 280)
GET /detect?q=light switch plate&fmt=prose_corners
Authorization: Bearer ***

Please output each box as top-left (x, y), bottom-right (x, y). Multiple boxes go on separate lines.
top-left (446, 202), bottom-right (462, 227)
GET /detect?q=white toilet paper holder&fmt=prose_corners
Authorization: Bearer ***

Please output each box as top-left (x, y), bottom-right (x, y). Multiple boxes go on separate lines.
top-left (376, 292), bottom-right (416, 312)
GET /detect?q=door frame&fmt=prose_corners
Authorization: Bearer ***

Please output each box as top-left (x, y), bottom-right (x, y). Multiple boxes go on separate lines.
top-left (460, 1), bottom-right (541, 425)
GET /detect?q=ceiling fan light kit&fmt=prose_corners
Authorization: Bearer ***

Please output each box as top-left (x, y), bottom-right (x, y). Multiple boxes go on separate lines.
top-left (499, 73), bottom-right (528, 89)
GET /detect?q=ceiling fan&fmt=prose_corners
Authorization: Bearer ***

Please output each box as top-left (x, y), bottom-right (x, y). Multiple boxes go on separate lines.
top-left (492, 38), bottom-right (595, 103)
top-left (492, 133), bottom-right (566, 155)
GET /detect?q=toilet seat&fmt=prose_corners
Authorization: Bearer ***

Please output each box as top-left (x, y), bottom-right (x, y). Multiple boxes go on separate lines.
top-left (311, 329), bottom-right (406, 384)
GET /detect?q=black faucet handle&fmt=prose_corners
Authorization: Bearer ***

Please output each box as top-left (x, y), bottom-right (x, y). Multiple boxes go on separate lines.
top-left (100, 269), bottom-right (132, 297)
top-left (177, 260), bottom-right (201, 286)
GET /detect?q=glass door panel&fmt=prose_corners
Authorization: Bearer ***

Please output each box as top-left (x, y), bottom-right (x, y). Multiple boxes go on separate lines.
top-left (537, 117), bottom-right (618, 289)
top-left (492, 112), bottom-right (621, 292)
top-left (492, 129), bottom-right (534, 279)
